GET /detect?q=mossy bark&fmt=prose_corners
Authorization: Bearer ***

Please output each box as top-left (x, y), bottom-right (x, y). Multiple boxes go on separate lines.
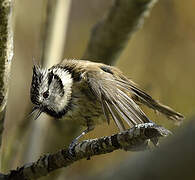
top-left (0, 0), bottom-right (14, 147)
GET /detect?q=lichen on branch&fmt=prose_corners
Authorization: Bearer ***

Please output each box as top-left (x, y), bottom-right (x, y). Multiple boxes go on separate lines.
top-left (0, 0), bottom-right (14, 147)
top-left (3, 123), bottom-right (170, 180)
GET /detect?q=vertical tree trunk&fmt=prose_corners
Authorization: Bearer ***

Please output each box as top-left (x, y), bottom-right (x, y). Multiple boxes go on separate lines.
top-left (0, 0), bottom-right (14, 151)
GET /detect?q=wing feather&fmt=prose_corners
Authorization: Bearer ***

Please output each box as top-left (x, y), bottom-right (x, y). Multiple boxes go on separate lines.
top-left (115, 78), bottom-right (184, 122)
top-left (111, 99), bottom-right (135, 127)
top-left (104, 100), bottom-right (125, 131)
top-left (106, 88), bottom-right (143, 125)
top-left (101, 96), bottom-right (110, 125)
top-left (86, 71), bottom-right (152, 131)
top-left (117, 88), bottom-right (151, 123)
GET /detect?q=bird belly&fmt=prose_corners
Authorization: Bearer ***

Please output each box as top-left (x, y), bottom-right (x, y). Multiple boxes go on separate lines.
top-left (64, 87), bottom-right (105, 128)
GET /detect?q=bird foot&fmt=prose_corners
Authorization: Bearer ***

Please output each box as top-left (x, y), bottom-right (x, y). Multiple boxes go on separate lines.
top-left (68, 139), bottom-right (78, 157)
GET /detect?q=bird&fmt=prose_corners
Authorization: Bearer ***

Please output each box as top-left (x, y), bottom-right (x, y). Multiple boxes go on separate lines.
top-left (30, 59), bottom-right (184, 145)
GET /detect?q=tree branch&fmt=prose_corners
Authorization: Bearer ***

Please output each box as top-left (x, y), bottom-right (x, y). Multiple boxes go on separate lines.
top-left (0, 0), bottom-right (14, 148)
top-left (83, 0), bottom-right (158, 64)
top-left (89, 119), bottom-right (195, 180)
top-left (2, 123), bottom-right (170, 180)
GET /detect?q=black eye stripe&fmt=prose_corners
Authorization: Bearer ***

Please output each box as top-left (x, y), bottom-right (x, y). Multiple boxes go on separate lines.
top-left (48, 71), bottom-right (54, 86)
top-left (53, 75), bottom-right (64, 95)
top-left (48, 73), bottom-right (65, 96)
top-left (48, 71), bottom-right (63, 89)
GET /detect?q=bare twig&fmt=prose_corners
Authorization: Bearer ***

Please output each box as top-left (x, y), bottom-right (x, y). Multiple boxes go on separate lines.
top-left (1, 123), bottom-right (170, 180)
top-left (0, 0), bottom-right (14, 148)
top-left (83, 0), bottom-right (158, 64)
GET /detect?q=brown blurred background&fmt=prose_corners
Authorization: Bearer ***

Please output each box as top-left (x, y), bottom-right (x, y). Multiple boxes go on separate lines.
top-left (2, 0), bottom-right (195, 179)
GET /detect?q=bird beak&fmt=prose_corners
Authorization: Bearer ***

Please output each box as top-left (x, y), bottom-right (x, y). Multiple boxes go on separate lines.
top-left (28, 106), bottom-right (43, 120)
top-left (33, 108), bottom-right (43, 120)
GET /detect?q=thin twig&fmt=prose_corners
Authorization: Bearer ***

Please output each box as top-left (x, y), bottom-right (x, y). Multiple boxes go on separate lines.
top-left (83, 0), bottom-right (158, 65)
top-left (2, 123), bottom-right (170, 180)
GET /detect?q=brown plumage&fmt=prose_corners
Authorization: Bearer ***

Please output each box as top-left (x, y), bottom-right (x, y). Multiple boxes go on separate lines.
top-left (30, 59), bottom-right (184, 144)
top-left (58, 59), bottom-right (184, 129)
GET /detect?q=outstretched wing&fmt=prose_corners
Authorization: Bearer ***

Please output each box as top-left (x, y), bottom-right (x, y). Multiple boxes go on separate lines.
top-left (61, 59), bottom-right (184, 127)
top-left (84, 69), bottom-right (152, 132)
top-left (115, 78), bottom-right (184, 124)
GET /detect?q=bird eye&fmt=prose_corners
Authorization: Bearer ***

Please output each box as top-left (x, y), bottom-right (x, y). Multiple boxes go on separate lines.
top-left (43, 90), bottom-right (49, 98)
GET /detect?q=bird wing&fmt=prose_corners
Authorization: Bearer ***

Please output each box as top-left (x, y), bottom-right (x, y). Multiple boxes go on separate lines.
top-left (61, 59), bottom-right (184, 125)
top-left (84, 69), bottom-right (152, 131)
top-left (115, 78), bottom-right (184, 123)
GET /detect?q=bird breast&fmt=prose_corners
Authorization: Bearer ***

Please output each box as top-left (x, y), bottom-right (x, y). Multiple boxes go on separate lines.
top-left (62, 82), bottom-right (104, 128)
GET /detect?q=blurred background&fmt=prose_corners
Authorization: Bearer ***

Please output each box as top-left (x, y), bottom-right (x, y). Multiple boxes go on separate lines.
top-left (2, 0), bottom-right (195, 179)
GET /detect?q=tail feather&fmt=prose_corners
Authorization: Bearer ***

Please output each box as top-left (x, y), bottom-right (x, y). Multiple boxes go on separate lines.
top-left (131, 85), bottom-right (184, 124)
top-left (146, 101), bottom-right (184, 123)
top-left (115, 78), bottom-right (184, 124)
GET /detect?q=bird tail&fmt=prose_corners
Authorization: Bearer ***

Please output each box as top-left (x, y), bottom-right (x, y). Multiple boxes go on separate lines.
top-left (130, 84), bottom-right (184, 124)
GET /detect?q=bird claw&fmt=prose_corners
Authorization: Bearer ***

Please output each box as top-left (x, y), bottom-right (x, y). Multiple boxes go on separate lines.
top-left (68, 139), bottom-right (78, 157)
top-left (68, 130), bottom-right (88, 157)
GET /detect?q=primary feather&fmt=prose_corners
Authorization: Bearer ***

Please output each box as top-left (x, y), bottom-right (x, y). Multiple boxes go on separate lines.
top-left (79, 60), bottom-right (184, 130)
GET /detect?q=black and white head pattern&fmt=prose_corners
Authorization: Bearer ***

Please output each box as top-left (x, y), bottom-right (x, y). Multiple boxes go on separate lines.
top-left (30, 65), bottom-right (73, 119)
